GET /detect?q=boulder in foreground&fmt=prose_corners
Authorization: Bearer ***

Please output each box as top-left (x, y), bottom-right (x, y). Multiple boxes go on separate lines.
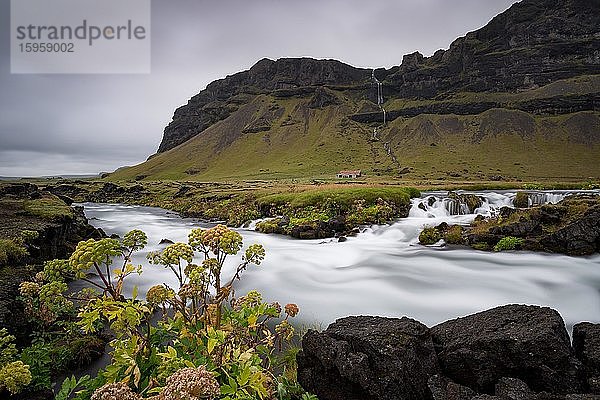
top-left (297, 316), bottom-right (440, 400)
top-left (298, 304), bottom-right (596, 399)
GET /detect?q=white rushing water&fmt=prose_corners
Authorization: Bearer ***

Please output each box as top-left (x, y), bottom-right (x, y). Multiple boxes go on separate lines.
top-left (372, 69), bottom-right (387, 126)
top-left (80, 190), bottom-right (600, 331)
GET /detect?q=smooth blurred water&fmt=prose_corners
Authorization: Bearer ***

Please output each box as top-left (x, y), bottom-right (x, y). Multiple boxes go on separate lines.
top-left (80, 190), bottom-right (600, 331)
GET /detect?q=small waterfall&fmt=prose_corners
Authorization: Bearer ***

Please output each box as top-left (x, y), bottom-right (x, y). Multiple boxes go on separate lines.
top-left (410, 191), bottom-right (538, 218)
top-left (372, 128), bottom-right (379, 140)
top-left (526, 192), bottom-right (568, 207)
top-left (409, 190), bottom-right (599, 219)
top-left (372, 68), bottom-right (400, 171)
top-left (371, 69), bottom-right (386, 124)
top-left (409, 195), bottom-right (481, 218)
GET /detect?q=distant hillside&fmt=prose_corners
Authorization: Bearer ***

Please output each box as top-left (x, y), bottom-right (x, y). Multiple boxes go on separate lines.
top-left (111, 0), bottom-right (600, 182)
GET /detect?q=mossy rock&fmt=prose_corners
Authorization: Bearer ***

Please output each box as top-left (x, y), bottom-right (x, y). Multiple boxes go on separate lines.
top-left (448, 192), bottom-right (484, 213)
top-left (0, 239), bottom-right (28, 266)
top-left (255, 218), bottom-right (284, 234)
top-left (23, 195), bottom-right (74, 221)
top-left (514, 191), bottom-right (529, 208)
top-left (419, 227), bottom-right (442, 245)
top-left (444, 225), bottom-right (464, 245)
top-left (472, 242), bottom-right (491, 251)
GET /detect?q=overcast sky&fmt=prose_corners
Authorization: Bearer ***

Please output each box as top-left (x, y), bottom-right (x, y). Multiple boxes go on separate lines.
top-left (0, 0), bottom-right (519, 177)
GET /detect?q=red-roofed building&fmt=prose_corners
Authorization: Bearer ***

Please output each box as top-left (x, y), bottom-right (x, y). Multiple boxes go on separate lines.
top-left (336, 170), bottom-right (362, 179)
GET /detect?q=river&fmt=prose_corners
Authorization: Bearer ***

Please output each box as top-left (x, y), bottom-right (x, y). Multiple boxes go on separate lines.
top-left (80, 190), bottom-right (600, 331)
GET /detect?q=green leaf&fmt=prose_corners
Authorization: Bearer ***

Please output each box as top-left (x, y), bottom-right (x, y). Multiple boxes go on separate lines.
top-left (221, 384), bottom-right (236, 395)
top-left (238, 366), bottom-right (250, 386)
top-left (228, 376), bottom-right (238, 391)
top-left (55, 375), bottom-right (90, 400)
top-left (207, 338), bottom-right (217, 354)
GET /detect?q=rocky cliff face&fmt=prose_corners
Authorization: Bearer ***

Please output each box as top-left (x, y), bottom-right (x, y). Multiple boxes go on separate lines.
top-left (385, 0), bottom-right (600, 98)
top-left (158, 58), bottom-right (370, 152)
top-left (156, 0), bottom-right (600, 155)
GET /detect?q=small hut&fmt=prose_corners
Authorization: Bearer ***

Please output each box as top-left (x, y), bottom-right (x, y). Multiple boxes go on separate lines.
top-left (336, 170), bottom-right (362, 179)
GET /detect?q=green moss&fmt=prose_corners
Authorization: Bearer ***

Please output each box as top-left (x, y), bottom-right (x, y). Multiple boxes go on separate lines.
top-left (258, 187), bottom-right (419, 210)
top-left (23, 196), bottom-right (73, 221)
top-left (419, 227), bottom-right (442, 245)
top-left (182, 193), bottom-right (262, 227)
top-left (20, 230), bottom-right (39, 243)
top-left (443, 225), bottom-right (464, 245)
top-left (255, 218), bottom-right (282, 234)
top-left (582, 180), bottom-right (600, 190)
top-left (0, 239), bottom-right (28, 266)
top-left (289, 212), bottom-right (330, 228)
top-left (472, 242), bottom-right (490, 251)
top-left (346, 203), bottom-right (394, 225)
top-left (493, 236), bottom-right (525, 252)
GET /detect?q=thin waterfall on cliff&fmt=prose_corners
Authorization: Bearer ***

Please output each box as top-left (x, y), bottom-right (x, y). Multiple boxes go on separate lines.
top-left (371, 69), bottom-right (386, 125)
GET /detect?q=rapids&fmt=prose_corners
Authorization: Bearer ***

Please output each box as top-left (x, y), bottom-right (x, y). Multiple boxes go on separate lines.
top-left (80, 190), bottom-right (600, 331)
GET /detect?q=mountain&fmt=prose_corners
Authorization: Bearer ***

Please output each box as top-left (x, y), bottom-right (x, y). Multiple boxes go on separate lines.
top-left (111, 0), bottom-right (600, 182)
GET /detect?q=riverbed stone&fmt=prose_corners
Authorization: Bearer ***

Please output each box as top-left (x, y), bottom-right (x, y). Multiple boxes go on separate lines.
top-left (431, 304), bottom-right (584, 394)
top-left (297, 315), bottom-right (440, 400)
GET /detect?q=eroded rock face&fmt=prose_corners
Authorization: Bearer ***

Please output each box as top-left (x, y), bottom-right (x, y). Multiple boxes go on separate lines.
top-left (297, 316), bottom-right (440, 400)
top-left (431, 304), bottom-right (584, 394)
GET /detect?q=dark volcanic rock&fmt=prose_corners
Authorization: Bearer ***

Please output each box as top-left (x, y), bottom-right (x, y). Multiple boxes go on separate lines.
top-left (428, 375), bottom-right (477, 400)
top-left (494, 377), bottom-right (536, 399)
top-left (308, 86), bottom-right (341, 109)
top-left (538, 204), bottom-right (600, 256)
top-left (514, 192), bottom-right (530, 208)
top-left (297, 316), bottom-right (440, 400)
top-left (448, 192), bottom-right (484, 214)
top-left (431, 304), bottom-right (584, 394)
top-left (386, 0), bottom-right (600, 98)
top-left (573, 323), bottom-right (600, 393)
top-left (289, 222), bottom-right (335, 240)
top-left (46, 183), bottom-right (88, 201)
top-left (0, 182), bottom-right (39, 198)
